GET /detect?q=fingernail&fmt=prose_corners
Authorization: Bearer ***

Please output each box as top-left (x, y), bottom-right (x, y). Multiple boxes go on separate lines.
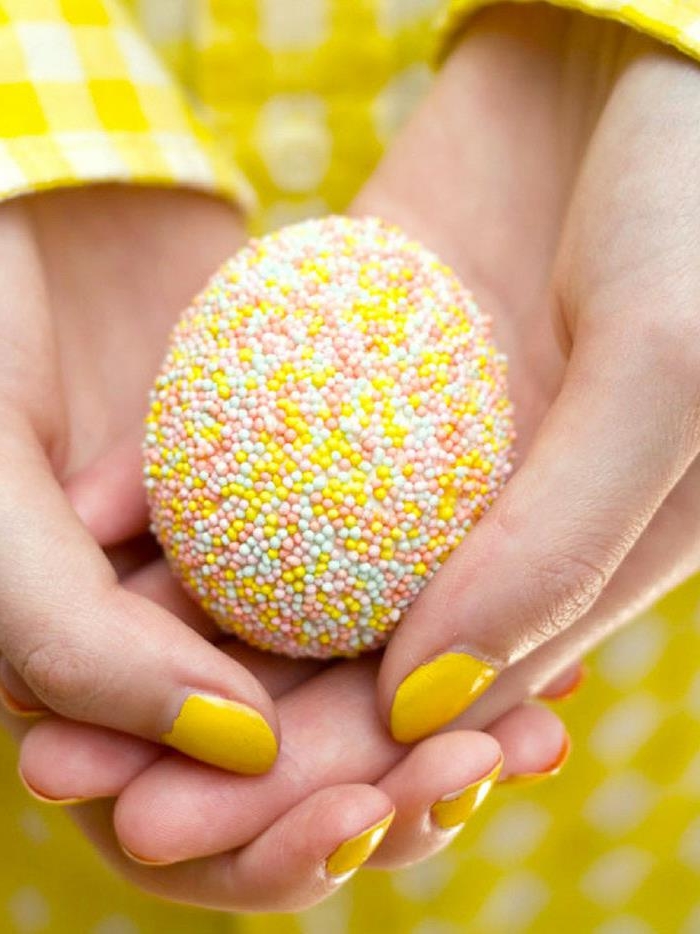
top-left (0, 683), bottom-right (47, 718)
top-left (17, 766), bottom-right (91, 806)
top-left (161, 693), bottom-right (278, 775)
top-left (542, 666), bottom-right (588, 702)
top-left (501, 734), bottom-right (571, 786)
top-left (430, 757), bottom-right (503, 829)
top-left (120, 843), bottom-right (172, 867)
top-left (325, 810), bottom-right (395, 879)
top-left (390, 652), bottom-right (497, 743)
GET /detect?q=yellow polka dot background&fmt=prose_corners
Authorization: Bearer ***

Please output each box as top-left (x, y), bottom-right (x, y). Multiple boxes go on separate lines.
top-left (0, 2), bottom-right (698, 933)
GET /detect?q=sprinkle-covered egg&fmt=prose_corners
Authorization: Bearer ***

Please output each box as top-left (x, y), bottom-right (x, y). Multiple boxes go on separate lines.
top-left (143, 215), bottom-right (515, 658)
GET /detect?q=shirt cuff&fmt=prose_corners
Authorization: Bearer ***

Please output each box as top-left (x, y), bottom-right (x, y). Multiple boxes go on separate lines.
top-left (434, 0), bottom-right (700, 64)
top-left (0, 0), bottom-right (255, 212)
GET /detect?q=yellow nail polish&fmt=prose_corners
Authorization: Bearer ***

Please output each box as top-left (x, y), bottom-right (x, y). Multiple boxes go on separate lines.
top-left (325, 811), bottom-right (395, 878)
top-left (501, 735), bottom-right (571, 786)
top-left (542, 666), bottom-right (588, 702)
top-left (17, 767), bottom-right (91, 806)
top-left (390, 652), bottom-right (497, 743)
top-left (0, 683), bottom-right (47, 718)
top-left (120, 843), bottom-right (172, 867)
top-left (430, 757), bottom-right (503, 829)
top-left (161, 693), bottom-right (278, 775)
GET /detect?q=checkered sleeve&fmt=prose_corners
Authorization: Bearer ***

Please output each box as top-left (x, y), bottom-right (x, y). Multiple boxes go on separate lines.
top-left (0, 0), bottom-right (255, 210)
top-left (434, 0), bottom-right (700, 64)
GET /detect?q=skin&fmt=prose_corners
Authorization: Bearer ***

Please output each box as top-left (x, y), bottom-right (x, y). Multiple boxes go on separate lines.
top-left (1, 2), bottom-right (699, 913)
top-left (0, 185), bottom-right (297, 755)
top-left (368, 8), bottom-right (700, 731)
top-left (0, 10), bottom-right (568, 912)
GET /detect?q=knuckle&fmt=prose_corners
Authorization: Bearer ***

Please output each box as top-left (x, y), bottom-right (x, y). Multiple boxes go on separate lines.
top-left (18, 639), bottom-right (105, 716)
top-left (521, 546), bottom-right (610, 644)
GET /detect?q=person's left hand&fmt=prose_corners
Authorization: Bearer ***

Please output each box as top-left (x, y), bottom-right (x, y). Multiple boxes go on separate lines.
top-left (1, 547), bottom-right (568, 911)
top-left (363, 10), bottom-right (700, 745)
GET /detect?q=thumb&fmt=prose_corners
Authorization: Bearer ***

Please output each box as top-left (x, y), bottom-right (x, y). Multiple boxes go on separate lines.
top-left (0, 421), bottom-right (280, 774)
top-left (378, 323), bottom-right (699, 742)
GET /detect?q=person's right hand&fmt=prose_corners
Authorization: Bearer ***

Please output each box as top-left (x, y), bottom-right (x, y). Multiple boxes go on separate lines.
top-left (0, 185), bottom-right (290, 776)
top-left (364, 5), bottom-right (700, 741)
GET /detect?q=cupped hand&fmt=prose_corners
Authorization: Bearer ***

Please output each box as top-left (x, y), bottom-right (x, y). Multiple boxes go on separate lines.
top-left (354, 5), bottom-right (700, 743)
top-left (1, 550), bottom-right (567, 911)
top-left (6, 3), bottom-right (699, 913)
top-left (0, 186), bottom-right (292, 775)
top-left (0, 172), bottom-right (569, 914)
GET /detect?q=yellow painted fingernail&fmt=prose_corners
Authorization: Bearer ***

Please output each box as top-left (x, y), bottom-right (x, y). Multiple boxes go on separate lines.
top-left (120, 843), bottom-right (172, 867)
top-left (0, 683), bottom-right (47, 718)
top-left (542, 666), bottom-right (588, 702)
top-left (430, 757), bottom-right (503, 829)
top-left (17, 767), bottom-right (91, 806)
top-left (325, 811), bottom-right (395, 878)
top-left (161, 694), bottom-right (278, 775)
top-left (390, 652), bottom-right (497, 743)
top-left (501, 735), bottom-right (571, 787)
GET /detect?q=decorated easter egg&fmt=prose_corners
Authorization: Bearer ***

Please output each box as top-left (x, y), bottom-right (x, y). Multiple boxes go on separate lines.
top-left (143, 215), bottom-right (514, 658)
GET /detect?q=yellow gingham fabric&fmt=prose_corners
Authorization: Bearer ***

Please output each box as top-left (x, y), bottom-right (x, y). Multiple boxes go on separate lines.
top-left (436, 0), bottom-right (700, 63)
top-left (0, 3), bottom-right (698, 934)
top-left (0, 0), bottom-right (254, 208)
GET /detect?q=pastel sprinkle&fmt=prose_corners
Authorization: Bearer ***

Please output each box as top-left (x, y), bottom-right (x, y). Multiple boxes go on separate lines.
top-left (143, 215), bottom-right (515, 658)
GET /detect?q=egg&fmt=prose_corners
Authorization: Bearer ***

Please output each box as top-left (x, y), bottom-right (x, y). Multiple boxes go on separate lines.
top-left (143, 215), bottom-right (514, 658)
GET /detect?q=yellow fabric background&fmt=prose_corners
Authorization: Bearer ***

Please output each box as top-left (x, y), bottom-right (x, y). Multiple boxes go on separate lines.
top-left (0, 2), bottom-right (698, 932)
top-left (437, 0), bottom-right (700, 63)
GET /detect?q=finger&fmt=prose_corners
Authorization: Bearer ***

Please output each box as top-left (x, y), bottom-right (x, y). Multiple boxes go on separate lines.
top-left (0, 656), bottom-right (46, 716)
top-left (17, 628), bottom-right (324, 803)
top-left (451, 458), bottom-right (700, 732)
top-left (0, 425), bottom-right (281, 774)
top-left (369, 701), bottom-right (567, 870)
top-left (0, 553), bottom-right (220, 721)
top-left (537, 661), bottom-right (586, 700)
top-left (368, 730), bottom-right (502, 869)
top-left (0, 692), bottom-right (39, 744)
top-left (201, 785), bottom-right (394, 911)
top-left (64, 425), bottom-right (150, 547)
top-left (378, 319), bottom-right (699, 742)
top-left (17, 463), bottom-right (699, 809)
top-left (111, 650), bottom-right (568, 866)
top-left (71, 789), bottom-right (394, 913)
top-left (114, 657), bottom-right (403, 864)
top-left (18, 723), bottom-right (160, 805)
top-left (487, 701), bottom-right (570, 783)
top-left (0, 555), bottom-right (221, 713)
